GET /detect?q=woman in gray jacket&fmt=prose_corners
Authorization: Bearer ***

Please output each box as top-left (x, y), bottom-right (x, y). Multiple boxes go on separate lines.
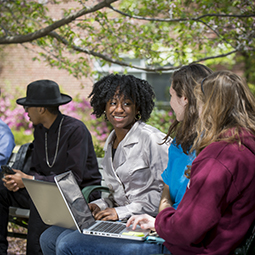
top-left (88, 74), bottom-right (169, 221)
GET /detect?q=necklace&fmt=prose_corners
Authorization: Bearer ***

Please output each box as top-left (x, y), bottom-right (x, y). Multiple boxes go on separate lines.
top-left (45, 117), bottom-right (64, 168)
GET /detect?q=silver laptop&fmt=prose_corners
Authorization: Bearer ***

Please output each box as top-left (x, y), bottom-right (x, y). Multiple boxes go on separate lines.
top-left (23, 171), bottom-right (150, 241)
top-left (22, 178), bottom-right (77, 229)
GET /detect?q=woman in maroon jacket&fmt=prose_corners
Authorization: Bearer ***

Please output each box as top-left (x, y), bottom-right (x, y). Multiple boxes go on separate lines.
top-left (128, 70), bottom-right (255, 255)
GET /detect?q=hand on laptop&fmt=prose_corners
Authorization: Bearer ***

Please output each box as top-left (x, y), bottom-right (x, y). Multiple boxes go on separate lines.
top-left (89, 203), bottom-right (101, 216)
top-left (89, 203), bottom-right (119, 221)
top-left (94, 208), bottom-right (119, 221)
top-left (126, 214), bottom-right (156, 231)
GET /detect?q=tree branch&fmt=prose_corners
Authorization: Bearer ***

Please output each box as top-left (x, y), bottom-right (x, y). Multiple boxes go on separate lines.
top-left (192, 50), bottom-right (238, 63)
top-left (109, 5), bottom-right (255, 22)
top-left (108, 5), bottom-right (248, 54)
top-left (196, 18), bottom-right (236, 50)
top-left (49, 31), bottom-right (239, 72)
top-left (0, 0), bottom-right (118, 44)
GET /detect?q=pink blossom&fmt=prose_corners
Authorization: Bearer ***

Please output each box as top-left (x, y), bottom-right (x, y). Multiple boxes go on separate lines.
top-left (24, 130), bottom-right (33, 135)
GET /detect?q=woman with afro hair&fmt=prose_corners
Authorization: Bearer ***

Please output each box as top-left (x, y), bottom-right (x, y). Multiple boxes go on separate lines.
top-left (87, 74), bottom-right (169, 221)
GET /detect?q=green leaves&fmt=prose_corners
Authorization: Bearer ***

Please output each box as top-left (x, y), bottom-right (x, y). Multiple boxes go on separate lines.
top-left (0, 0), bottom-right (254, 83)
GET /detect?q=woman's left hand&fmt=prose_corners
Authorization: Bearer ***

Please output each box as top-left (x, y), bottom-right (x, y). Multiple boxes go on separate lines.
top-left (94, 208), bottom-right (119, 221)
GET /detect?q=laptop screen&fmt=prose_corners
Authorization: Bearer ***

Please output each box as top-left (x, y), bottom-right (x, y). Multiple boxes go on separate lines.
top-left (55, 171), bottom-right (96, 230)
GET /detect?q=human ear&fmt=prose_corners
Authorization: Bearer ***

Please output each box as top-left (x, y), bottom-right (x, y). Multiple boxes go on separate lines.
top-left (182, 96), bottom-right (188, 107)
top-left (38, 107), bottom-right (47, 114)
top-left (135, 106), bottom-right (139, 115)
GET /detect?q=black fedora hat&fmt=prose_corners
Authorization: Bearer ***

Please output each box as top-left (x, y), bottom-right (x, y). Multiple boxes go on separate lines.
top-left (16, 80), bottom-right (72, 106)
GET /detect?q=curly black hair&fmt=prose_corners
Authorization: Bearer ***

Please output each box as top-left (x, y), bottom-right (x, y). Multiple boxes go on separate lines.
top-left (89, 74), bottom-right (155, 122)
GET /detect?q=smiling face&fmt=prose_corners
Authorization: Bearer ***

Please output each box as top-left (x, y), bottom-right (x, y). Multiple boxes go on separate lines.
top-left (105, 93), bottom-right (138, 132)
top-left (169, 86), bottom-right (188, 122)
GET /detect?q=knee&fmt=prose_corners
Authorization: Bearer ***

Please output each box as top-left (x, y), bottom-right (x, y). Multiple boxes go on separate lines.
top-left (39, 229), bottom-right (49, 253)
top-left (57, 239), bottom-right (69, 254)
top-left (40, 226), bottom-right (73, 255)
top-left (56, 231), bottom-right (81, 255)
top-left (40, 227), bottom-right (58, 254)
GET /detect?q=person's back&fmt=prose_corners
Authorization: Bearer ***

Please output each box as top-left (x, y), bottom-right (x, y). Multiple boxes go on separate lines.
top-left (199, 133), bottom-right (255, 254)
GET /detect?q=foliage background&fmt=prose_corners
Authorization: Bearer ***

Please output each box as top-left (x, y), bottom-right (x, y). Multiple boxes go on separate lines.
top-left (0, 86), bottom-right (174, 157)
top-left (1, 0), bottom-right (254, 84)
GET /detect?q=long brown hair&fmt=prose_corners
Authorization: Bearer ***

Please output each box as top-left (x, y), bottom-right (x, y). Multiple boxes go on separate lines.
top-left (193, 70), bottom-right (255, 155)
top-left (163, 63), bottom-right (213, 154)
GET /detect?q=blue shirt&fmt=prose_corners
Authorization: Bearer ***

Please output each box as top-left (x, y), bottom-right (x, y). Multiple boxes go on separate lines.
top-left (0, 119), bottom-right (15, 166)
top-left (161, 138), bottom-right (195, 209)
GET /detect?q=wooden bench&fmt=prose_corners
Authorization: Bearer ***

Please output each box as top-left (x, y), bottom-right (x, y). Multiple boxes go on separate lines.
top-left (7, 156), bottom-right (107, 239)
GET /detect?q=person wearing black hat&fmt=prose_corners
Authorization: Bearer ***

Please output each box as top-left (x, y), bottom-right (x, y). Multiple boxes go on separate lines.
top-left (0, 80), bottom-right (101, 255)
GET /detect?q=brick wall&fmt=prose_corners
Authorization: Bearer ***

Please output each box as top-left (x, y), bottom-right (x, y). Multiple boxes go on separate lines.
top-left (0, 0), bottom-right (96, 100)
top-left (0, 43), bottom-right (94, 100)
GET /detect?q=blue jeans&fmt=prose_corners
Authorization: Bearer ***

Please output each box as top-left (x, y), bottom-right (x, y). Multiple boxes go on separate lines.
top-left (40, 226), bottom-right (171, 255)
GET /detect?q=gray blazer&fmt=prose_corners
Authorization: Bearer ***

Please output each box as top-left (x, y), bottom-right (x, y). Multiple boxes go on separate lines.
top-left (93, 121), bottom-right (170, 220)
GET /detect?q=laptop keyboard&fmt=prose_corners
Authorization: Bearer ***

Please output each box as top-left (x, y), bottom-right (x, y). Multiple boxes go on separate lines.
top-left (90, 222), bottom-right (126, 234)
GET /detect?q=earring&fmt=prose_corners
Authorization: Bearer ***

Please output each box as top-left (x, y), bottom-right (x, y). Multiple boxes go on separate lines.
top-left (104, 111), bottom-right (108, 121)
top-left (135, 111), bottom-right (141, 121)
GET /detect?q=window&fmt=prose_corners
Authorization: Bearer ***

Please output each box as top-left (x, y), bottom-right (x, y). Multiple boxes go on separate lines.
top-left (94, 57), bottom-right (172, 104)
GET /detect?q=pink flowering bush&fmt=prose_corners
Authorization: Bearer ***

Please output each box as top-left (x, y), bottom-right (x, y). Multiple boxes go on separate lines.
top-left (0, 94), bottom-right (33, 132)
top-left (0, 92), bottom-right (175, 156)
top-left (60, 99), bottom-right (111, 143)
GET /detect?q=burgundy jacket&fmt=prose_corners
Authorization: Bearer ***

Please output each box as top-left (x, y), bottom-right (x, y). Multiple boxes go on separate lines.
top-left (155, 131), bottom-right (255, 255)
